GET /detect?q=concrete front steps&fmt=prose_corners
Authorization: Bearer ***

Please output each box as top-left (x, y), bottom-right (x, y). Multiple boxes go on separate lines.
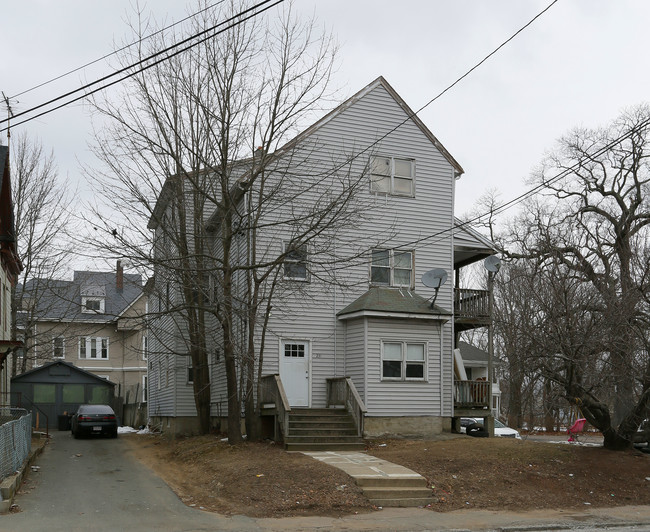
top-left (356, 476), bottom-right (433, 508)
top-left (284, 408), bottom-right (365, 451)
top-left (304, 451), bottom-right (433, 508)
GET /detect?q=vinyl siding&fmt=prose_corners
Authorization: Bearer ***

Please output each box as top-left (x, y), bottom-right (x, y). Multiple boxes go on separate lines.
top-left (365, 317), bottom-right (444, 416)
top-left (155, 79), bottom-right (464, 421)
top-left (250, 82), bottom-right (455, 414)
top-left (343, 318), bottom-right (367, 401)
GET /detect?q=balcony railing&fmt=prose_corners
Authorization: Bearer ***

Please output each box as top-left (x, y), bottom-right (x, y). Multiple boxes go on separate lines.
top-left (454, 379), bottom-right (490, 409)
top-left (454, 288), bottom-right (490, 320)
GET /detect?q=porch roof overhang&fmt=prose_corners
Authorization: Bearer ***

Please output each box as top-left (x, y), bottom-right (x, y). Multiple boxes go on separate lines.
top-left (337, 287), bottom-right (451, 322)
top-left (453, 218), bottom-right (498, 269)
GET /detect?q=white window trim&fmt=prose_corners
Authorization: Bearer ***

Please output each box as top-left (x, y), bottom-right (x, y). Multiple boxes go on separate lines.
top-left (370, 155), bottom-right (416, 197)
top-left (81, 296), bottom-right (105, 314)
top-left (52, 337), bottom-right (65, 359)
top-left (370, 249), bottom-right (414, 288)
top-left (142, 335), bottom-right (148, 360)
top-left (78, 336), bottom-right (110, 360)
top-left (380, 340), bottom-right (427, 382)
top-left (282, 242), bottom-right (309, 282)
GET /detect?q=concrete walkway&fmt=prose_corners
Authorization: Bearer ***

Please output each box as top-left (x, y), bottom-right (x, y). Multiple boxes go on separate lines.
top-left (303, 450), bottom-right (425, 482)
top-left (303, 450), bottom-right (432, 507)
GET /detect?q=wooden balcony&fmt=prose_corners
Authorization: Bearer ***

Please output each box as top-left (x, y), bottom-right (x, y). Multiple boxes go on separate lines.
top-left (454, 380), bottom-right (489, 409)
top-left (454, 379), bottom-right (490, 418)
top-left (454, 288), bottom-right (490, 332)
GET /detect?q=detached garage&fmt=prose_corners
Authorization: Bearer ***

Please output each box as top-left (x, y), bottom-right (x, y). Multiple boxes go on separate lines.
top-left (11, 361), bottom-right (116, 429)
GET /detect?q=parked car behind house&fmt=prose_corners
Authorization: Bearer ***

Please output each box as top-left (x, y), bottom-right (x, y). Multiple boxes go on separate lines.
top-left (71, 404), bottom-right (118, 439)
top-left (461, 417), bottom-right (521, 439)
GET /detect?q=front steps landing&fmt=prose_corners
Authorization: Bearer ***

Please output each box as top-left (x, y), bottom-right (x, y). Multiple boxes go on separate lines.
top-left (304, 451), bottom-right (432, 508)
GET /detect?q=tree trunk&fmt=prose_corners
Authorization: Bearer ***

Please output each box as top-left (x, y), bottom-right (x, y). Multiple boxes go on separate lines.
top-left (544, 378), bottom-right (555, 433)
top-left (191, 350), bottom-right (211, 434)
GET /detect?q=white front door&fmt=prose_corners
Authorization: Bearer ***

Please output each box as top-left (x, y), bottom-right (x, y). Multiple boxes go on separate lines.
top-left (279, 340), bottom-right (310, 407)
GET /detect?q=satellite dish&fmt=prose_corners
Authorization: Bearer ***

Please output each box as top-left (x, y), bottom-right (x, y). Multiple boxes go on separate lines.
top-left (422, 268), bottom-right (448, 289)
top-left (484, 255), bottom-right (502, 272)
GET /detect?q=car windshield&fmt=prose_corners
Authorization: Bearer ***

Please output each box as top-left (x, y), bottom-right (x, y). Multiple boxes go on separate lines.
top-left (494, 419), bottom-right (505, 429)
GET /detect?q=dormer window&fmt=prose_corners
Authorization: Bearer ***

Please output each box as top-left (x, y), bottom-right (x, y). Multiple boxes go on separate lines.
top-left (81, 281), bottom-right (106, 314)
top-left (82, 297), bottom-right (105, 314)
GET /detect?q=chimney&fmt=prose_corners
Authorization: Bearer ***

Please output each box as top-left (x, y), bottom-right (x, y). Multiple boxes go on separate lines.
top-left (116, 260), bottom-right (123, 293)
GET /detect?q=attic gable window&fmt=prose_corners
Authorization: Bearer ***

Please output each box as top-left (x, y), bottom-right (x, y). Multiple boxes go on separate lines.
top-left (370, 156), bottom-right (415, 196)
top-left (82, 297), bottom-right (105, 314)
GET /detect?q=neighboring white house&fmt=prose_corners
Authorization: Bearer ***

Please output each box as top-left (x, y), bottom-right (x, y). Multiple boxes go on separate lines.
top-left (147, 77), bottom-right (496, 436)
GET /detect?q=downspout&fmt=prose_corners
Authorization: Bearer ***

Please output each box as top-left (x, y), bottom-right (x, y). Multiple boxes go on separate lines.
top-left (363, 318), bottom-right (368, 407)
top-left (440, 322), bottom-right (444, 416)
top-left (333, 242), bottom-right (337, 377)
top-left (450, 165), bottom-right (456, 419)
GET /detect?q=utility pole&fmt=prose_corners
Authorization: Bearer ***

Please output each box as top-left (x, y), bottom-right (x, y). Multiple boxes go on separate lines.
top-left (2, 91), bottom-right (16, 144)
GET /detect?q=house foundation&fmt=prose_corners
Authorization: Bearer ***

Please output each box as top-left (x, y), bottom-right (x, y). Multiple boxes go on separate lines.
top-left (363, 415), bottom-right (451, 439)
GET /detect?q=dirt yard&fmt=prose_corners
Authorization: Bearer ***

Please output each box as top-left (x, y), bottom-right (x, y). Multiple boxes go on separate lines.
top-left (121, 432), bottom-right (650, 518)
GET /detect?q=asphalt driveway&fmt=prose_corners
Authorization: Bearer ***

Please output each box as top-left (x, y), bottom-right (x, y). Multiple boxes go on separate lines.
top-left (1, 430), bottom-right (256, 532)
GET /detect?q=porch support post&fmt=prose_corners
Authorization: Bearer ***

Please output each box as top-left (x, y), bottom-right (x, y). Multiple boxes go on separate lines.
top-left (487, 269), bottom-right (496, 437)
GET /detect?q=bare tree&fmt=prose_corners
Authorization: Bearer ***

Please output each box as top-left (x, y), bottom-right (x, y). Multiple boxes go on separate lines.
top-left (85, 1), bottom-right (378, 440)
top-left (11, 132), bottom-right (76, 374)
top-left (505, 106), bottom-right (650, 449)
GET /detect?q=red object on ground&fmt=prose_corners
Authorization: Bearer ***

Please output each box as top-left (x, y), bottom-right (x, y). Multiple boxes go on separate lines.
top-left (567, 418), bottom-right (587, 442)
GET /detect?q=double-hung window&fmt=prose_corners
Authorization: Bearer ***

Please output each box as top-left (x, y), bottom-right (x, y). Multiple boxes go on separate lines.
top-left (381, 341), bottom-right (426, 380)
top-left (53, 337), bottom-right (65, 359)
top-left (283, 242), bottom-right (309, 281)
top-left (79, 337), bottom-right (109, 359)
top-left (371, 249), bottom-right (413, 287)
top-left (370, 156), bottom-right (415, 196)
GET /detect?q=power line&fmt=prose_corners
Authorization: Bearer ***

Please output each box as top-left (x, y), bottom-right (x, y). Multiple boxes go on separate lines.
top-left (0, 0), bottom-right (283, 132)
top-left (8, 0), bottom-right (228, 100)
top-left (404, 115), bottom-right (650, 254)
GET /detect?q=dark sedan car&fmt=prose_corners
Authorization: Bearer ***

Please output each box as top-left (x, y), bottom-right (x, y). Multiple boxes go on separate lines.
top-left (71, 404), bottom-right (118, 438)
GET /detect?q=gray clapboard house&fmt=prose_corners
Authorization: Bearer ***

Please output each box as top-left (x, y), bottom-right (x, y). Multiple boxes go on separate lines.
top-left (147, 77), bottom-right (495, 439)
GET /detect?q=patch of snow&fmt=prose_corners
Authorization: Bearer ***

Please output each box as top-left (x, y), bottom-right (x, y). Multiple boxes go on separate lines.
top-left (118, 426), bottom-right (138, 434)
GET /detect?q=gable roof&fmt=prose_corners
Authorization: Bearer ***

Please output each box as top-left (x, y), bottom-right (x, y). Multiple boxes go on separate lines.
top-left (458, 341), bottom-right (489, 363)
top-left (12, 360), bottom-right (116, 386)
top-left (21, 269), bottom-right (143, 322)
top-left (152, 76), bottom-right (465, 232)
top-left (337, 287), bottom-right (450, 320)
top-left (274, 76), bottom-right (464, 176)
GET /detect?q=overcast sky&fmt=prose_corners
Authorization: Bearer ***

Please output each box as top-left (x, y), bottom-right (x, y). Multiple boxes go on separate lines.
top-left (2, 0), bottom-right (650, 225)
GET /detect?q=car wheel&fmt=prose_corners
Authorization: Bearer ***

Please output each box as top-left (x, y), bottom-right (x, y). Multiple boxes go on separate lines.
top-left (73, 430), bottom-right (79, 439)
top-left (466, 423), bottom-right (489, 438)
